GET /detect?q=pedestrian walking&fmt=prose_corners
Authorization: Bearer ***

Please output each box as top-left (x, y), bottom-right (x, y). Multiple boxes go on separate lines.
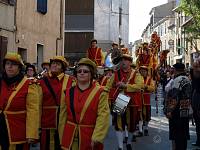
top-left (165, 63), bottom-right (192, 150)
top-left (191, 59), bottom-right (200, 148)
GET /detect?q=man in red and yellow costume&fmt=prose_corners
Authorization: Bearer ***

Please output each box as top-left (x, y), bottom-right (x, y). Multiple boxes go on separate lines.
top-left (59, 58), bottom-right (110, 150)
top-left (0, 52), bottom-right (40, 150)
top-left (138, 42), bottom-right (152, 67)
top-left (139, 66), bottom-right (155, 136)
top-left (39, 56), bottom-right (75, 150)
top-left (86, 39), bottom-right (104, 66)
top-left (121, 47), bottom-right (129, 55)
top-left (106, 54), bottom-right (144, 150)
top-left (99, 67), bottom-right (114, 108)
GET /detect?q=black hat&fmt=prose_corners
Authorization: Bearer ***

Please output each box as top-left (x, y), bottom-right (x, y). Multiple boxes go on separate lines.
top-left (173, 63), bottom-right (185, 70)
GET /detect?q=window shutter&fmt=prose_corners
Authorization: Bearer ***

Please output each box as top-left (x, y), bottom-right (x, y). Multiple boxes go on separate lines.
top-left (9, 0), bottom-right (16, 6)
top-left (37, 0), bottom-right (47, 14)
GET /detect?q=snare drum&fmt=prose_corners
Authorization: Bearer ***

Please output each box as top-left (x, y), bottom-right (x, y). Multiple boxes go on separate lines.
top-left (112, 93), bottom-right (130, 114)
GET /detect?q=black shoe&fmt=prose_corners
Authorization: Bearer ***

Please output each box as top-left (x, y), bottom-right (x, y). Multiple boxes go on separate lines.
top-left (126, 144), bottom-right (132, 150)
top-left (144, 129), bottom-right (149, 136)
top-left (123, 136), bottom-right (128, 143)
top-left (137, 131), bottom-right (143, 137)
top-left (132, 135), bottom-right (136, 142)
top-left (118, 148), bottom-right (123, 150)
top-left (192, 142), bottom-right (200, 147)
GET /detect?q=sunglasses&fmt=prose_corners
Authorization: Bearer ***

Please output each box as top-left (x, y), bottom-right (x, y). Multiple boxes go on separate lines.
top-left (77, 69), bottom-right (90, 74)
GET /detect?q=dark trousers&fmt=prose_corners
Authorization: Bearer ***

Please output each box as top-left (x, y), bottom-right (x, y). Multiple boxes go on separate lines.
top-left (40, 129), bottom-right (61, 150)
top-left (0, 113), bottom-right (9, 150)
top-left (174, 138), bottom-right (187, 150)
top-left (193, 109), bottom-right (200, 144)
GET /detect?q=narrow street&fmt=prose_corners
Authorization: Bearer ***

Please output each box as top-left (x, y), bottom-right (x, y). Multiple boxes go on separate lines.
top-left (104, 94), bottom-right (198, 150)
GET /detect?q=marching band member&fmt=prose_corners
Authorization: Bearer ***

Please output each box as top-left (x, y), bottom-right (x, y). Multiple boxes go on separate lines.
top-left (41, 61), bottom-right (50, 72)
top-left (99, 67), bottom-right (114, 112)
top-left (25, 64), bottom-right (37, 78)
top-left (59, 58), bottom-right (110, 150)
top-left (139, 66), bottom-right (155, 136)
top-left (39, 56), bottom-right (75, 150)
top-left (110, 42), bottom-right (122, 66)
top-left (105, 54), bottom-right (144, 150)
top-left (0, 52), bottom-right (40, 150)
top-left (86, 39), bottom-right (104, 66)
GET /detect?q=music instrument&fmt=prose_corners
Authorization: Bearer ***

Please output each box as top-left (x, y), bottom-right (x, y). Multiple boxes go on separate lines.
top-left (97, 66), bottom-right (104, 76)
top-left (36, 68), bottom-right (47, 79)
top-left (112, 93), bottom-right (130, 114)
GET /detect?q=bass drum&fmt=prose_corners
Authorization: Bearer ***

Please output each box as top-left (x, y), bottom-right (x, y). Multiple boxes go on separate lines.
top-left (104, 53), bottom-right (114, 68)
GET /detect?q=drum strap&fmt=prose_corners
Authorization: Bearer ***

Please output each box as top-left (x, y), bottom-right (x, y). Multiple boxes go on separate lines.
top-left (43, 77), bottom-right (58, 106)
top-left (117, 69), bottom-right (121, 81)
top-left (69, 86), bottom-right (77, 123)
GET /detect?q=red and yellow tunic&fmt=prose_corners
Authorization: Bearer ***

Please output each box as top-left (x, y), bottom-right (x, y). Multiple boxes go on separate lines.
top-left (39, 72), bottom-right (74, 129)
top-left (105, 68), bottom-right (144, 131)
top-left (86, 47), bottom-right (104, 66)
top-left (59, 83), bottom-right (110, 150)
top-left (142, 76), bottom-right (155, 122)
top-left (100, 76), bottom-right (115, 107)
top-left (142, 76), bottom-right (155, 105)
top-left (0, 76), bottom-right (40, 144)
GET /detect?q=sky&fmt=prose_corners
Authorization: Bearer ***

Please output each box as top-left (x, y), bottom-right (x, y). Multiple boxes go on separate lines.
top-left (129, 0), bottom-right (168, 43)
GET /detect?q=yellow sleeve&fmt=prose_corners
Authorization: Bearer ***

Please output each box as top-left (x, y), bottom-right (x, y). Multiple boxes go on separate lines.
top-left (146, 79), bottom-right (155, 93)
top-left (37, 84), bottom-right (43, 128)
top-left (58, 93), bottom-right (67, 142)
top-left (100, 49), bottom-right (105, 65)
top-left (126, 73), bottom-right (144, 92)
top-left (105, 74), bottom-right (115, 92)
top-left (26, 83), bottom-right (40, 139)
top-left (92, 91), bottom-right (110, 143)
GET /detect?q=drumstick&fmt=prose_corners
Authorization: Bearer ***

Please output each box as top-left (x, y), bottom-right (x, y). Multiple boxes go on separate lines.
top-left (113, 77), bottom-right (124, 98)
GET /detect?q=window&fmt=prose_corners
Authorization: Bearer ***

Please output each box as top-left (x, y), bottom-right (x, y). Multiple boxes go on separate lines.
top-left (64, 32), bottom-right (93, 63)
top-left (160, 25), bottom-right (163, 36)
top-left (0, 36), bottom-right (7, 72)
top-left (65, 0), bottom-right (94, 30)
top-left (66, 0), bottom-right (94, 15)
top-left (177, 38), bottom-right (182, 55)
top-left (119, 7), bottom-right (122, 26)
top-left (18, 48), bottom-right (27, 62)
top-left (37, 44), bottom-right (44, 71)
top-left (37, 0), bottom-right (47, 14)
top-left (0, 0), bottom-right (9, 4)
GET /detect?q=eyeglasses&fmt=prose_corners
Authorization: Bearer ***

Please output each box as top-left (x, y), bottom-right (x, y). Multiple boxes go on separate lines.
top-left (77, 69), bottom-right (90, 74)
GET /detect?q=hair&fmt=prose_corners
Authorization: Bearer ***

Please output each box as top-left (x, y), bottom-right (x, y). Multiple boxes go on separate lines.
top-left (25, 64), bottom-right (37, 76)
top-left (74, 64), bottom-right (97, 81)
top-left (90, 39), bottom-right (97, 44)
top-left (50, 60), bottom-right (66, 72)
top-left (3, 59), bottom-right (23, 70)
